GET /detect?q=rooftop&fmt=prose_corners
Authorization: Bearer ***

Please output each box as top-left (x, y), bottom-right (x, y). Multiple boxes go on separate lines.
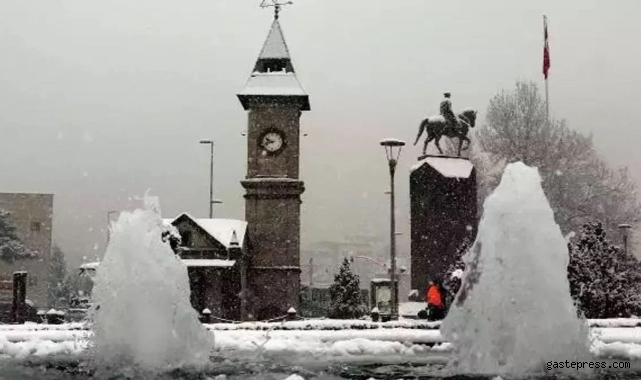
top-left (410, 156), bottom-right (474, 178)
top-left (169, 213), bottom-right (248, 249)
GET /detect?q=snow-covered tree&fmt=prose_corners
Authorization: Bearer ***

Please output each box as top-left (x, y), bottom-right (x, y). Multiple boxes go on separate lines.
top-left (568, 221), bottom-right (641, 318)
top-left (472, 81), bottom-right (640, 237)
top-left (329, 258), bottom-right (363, 319)
top-left (443, 238), bottom-right (472, 308)
top-left (161, 222), bottom-right (181, 252)
top-left (0, 209), bottom-right (36, 262)
top-left (48, 245), bottom-right (72, 308)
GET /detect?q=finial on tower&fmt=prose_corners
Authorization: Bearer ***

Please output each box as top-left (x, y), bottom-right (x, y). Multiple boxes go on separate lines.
top-left (260, 0), bottom-right (293, 20)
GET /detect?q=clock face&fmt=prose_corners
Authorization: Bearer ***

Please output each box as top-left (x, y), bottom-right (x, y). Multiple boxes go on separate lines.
top-left (260, 130), bottom-right (285, 153)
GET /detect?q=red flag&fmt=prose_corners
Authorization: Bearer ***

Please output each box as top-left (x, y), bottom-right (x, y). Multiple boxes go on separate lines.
top-left (543, 16), bottom-right (550, 79)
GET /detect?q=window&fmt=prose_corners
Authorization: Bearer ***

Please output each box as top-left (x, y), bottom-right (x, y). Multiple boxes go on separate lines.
top-left (30, 221), bottom-right (41, 232)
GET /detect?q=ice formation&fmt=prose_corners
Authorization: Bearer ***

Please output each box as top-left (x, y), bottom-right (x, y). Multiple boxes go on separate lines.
top-left (91, 196), bottom-right (213, 371)
top-left (441, 162), bottom-right (591, 375)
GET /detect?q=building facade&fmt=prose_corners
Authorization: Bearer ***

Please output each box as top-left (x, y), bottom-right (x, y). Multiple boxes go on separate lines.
top-left (0, 193), bottom-right (54, 308)
top-left (168, 214), bottom-right (247, 321)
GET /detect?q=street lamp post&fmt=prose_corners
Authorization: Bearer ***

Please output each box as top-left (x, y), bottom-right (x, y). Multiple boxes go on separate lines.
top-left (107, 210), bottom-right (119, 245)
top-left (379, 138), bottom-right (405, 320)
top-left (200, 140), bottom-right (223, 218)
top-left (619, 223), bottom-right (632, 255)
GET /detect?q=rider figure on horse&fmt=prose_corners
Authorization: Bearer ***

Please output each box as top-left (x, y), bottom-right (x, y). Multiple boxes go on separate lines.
top-left (440, 92), bottom-right (460, 132)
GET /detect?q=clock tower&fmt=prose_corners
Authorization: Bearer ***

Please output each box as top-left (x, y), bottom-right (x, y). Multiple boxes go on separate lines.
top-left (237, 10), bottom-right (310, 320)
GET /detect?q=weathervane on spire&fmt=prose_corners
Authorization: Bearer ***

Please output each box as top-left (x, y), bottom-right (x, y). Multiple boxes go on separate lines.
top-left (260, 0), bottom-right (293, 20)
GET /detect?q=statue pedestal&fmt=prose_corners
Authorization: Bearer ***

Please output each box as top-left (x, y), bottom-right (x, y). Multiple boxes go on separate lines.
top-left (409, 155), bottom-right (478, 295)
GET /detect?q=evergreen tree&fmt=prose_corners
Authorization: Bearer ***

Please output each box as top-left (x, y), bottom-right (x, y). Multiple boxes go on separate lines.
top-left (568, 221), bottom-right (641, 318)
top-left (329, 258), bottom-right (363, 319)
top-left (443, 238), bottom-right (472, 308)
top-left (48, 245), bottom-right (71, 307)
top-left (0, 209), bottom-right (36, 262)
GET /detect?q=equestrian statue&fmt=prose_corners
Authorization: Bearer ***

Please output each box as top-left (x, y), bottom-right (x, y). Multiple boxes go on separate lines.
top-left (413, 92), bottom-right (477, 157)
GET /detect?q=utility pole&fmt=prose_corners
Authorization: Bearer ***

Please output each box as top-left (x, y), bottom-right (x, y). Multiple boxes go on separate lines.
top-left (199, 140), bottom-right (214, 218)
top-left (380, 138), bottom-right (405, 320)
top-left (199, 140), bottom-right (222, 218)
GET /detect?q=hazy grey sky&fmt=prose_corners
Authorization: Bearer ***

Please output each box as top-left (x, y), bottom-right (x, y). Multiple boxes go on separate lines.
top-left (0, 0), bottom-right (639, 268)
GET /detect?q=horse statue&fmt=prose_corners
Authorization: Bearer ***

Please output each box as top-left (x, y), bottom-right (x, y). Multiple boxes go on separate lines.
top-left (413, 109), bottom-right (478, 157)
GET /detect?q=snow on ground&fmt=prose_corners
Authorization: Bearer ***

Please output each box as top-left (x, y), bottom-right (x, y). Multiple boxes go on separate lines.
top-left (0, 330), bottom-right (88, 343)
top-left (213, 328), bottom-right (443, 358)
top-left (205, 319), bottom-right (440, 331)
top-left (2, 319), bottom-right (641, 361)
top-left (591, 340), bottom-right (641, 360)
top-left (0, 335), bottom-right (88, 359)
top-left (0, 322), bottom-right (87, 331)
top-left (588, 318), bottom-right (641, 328)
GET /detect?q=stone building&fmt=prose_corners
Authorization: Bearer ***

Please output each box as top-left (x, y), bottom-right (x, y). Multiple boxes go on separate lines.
top-left (236, 11), bottom-right (310, 320)
top-left (166, 214), bottom-right (247, 321)
top-left (0, 192), bottom-right (54, 308)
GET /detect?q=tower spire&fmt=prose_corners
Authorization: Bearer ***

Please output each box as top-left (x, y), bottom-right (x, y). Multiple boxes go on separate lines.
top-left (239, 0), bottom-right (309, 111)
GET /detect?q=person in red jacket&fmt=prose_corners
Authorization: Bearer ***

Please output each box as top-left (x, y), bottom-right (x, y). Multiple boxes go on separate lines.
top-left (425, 279), bottom-right (446, 321)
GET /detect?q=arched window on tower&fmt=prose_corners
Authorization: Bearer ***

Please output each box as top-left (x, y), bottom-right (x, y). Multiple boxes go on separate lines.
top-left (254, 59), bottom-right (293, 73)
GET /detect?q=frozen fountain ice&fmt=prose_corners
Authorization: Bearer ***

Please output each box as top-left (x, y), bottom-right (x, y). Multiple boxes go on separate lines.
top-left (441, 162), bottom-right (592, 375)
top-left (90, 196), bottom-right (214, 372)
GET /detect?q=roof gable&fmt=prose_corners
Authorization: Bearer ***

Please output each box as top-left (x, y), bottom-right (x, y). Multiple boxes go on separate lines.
top-left (170, 213), bottom-right (247, 249)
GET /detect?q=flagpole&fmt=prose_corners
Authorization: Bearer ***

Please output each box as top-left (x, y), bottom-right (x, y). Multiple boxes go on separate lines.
top-left (545, 70), bottom-right (549, 119)
top-left (543, 15), bottom-right (549, 119)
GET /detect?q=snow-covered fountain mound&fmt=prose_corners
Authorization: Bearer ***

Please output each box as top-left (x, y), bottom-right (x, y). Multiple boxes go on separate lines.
top-left (90, 196), bottom-right (214, 372)
top-left (441, 162), bottom-right (592, 375)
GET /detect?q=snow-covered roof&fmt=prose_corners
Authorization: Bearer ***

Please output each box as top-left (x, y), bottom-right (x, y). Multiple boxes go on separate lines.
top-left (192, 219), bottom-right (247, 249)
top-left (46, 309), bottom-right (65, 316)
top-left (238, 72), bottom-right (307, 96)
top-left (181, 259), bottom-right (236, 268)
top-left (410, 156), bottom-right (474, 178)
top-left (258, 19), bottom-right (290, 60)
top-left (170, 213), bottom-right (248, 249)
top-left (79, 262), bottom-right (99, 270)
top-left (237, 16), bottom-right (310, 111)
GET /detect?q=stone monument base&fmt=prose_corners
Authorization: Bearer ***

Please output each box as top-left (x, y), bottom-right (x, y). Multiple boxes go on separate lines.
top-left (409, 155), bottom-right (478, 295)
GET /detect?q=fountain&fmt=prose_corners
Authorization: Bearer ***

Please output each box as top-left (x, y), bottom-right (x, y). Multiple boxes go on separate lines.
top-left (441, 162), bottom-right (592, 375)
top-left (90, 196), bottom-right (214, 372)
top-left (0, 166), bottom-right (624, 380)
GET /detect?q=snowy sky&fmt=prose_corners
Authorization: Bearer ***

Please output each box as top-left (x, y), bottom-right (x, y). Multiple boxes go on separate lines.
top-left (0, 0), bottom-right (639, 268)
